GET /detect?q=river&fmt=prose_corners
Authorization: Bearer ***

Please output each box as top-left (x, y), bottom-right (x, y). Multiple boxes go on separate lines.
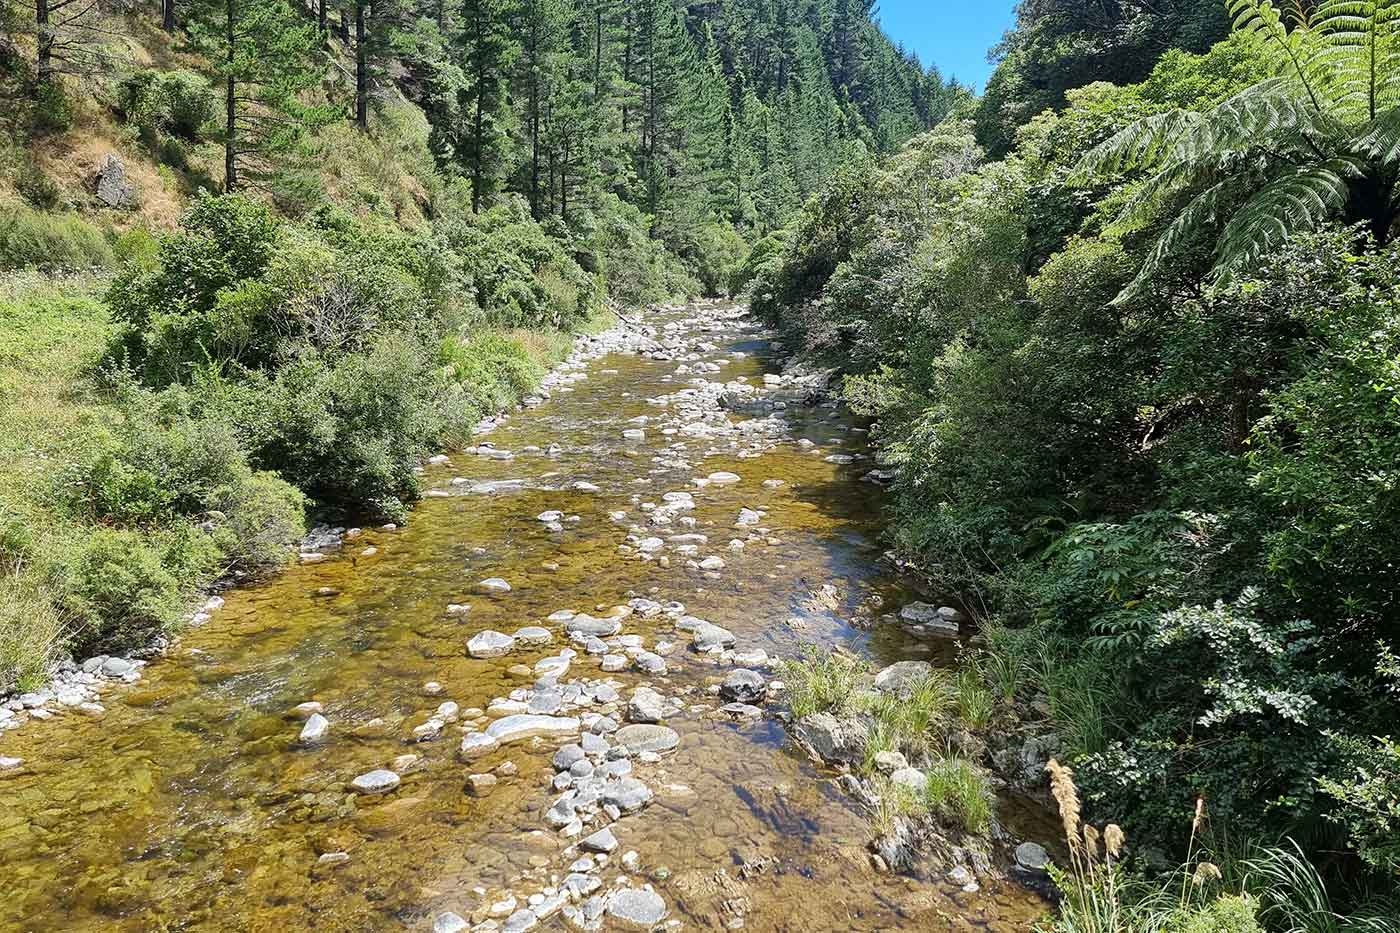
top-left (0, 303), bottom-right (1045, 931)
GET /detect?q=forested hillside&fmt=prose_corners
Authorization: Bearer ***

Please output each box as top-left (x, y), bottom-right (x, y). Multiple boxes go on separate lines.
top-left (751, 0), bottom-right (1400, 927)
top-left (0, 1), bottom-right (953, 693)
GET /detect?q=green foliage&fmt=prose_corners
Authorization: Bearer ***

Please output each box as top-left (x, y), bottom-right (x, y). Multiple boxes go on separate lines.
top-left (117, 69), bottom-right (218, 146)
top-left (0, 206), bottom-right (114, 272)
top-left (923, 758), bottom-right (992, 834)
top-left (780, 646), bottom-right (867, 718)
top-left (58, 528), bottom-right (186, 656)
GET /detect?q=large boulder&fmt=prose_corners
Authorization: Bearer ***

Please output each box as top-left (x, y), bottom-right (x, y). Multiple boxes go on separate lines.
top-left (873, 660), bottom-right (933, 696)
top-left (93, 153), bottom-right (136, 208)
top-left (795, 712), bottom-right (868, 765)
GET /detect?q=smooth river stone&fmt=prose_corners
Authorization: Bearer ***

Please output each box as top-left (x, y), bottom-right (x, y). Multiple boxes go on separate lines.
top-left (513, 626), bottom-right (553, 647)
top-left (475, 577), bottom-right (513, 594)
top-left (606, 888), bottom-right (667, 928)
top-left (614, 724), bottom-right (680, 754)
top-left (468, 630), bottom-right (515, 658)
top-left (458, 732), bottom-right (500, 761)
top-left (707, 471), bottom-right (741, 485)
top-left (565, 615), bottom-right (621, 638)
top-left (299, 713), bottom-right (329, 744)
top-left (486, 715), bottom-right (581, 744)
top-left (350, 769), bottom-right (401, 795)
top-left (689, 622), bottom-right (735, 651)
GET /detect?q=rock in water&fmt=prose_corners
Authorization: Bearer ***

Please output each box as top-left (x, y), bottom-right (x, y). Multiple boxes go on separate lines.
top-left (468, 630), bottom-right (515, 658)
top-left (579, 827), bottom-right (618, 853)
top-left (486, 714), bottom-right (581, 744)
top-left (604, 778), bottom-right (654, 813)
top-left (720, 669), bottom-right (767, 703)
top-left (299, 713), bottom-right (329, 744)
top-left (475, 577), bottom-right (513, 594)
top-left (350, 769), bottom-right (400, 795)
top-left (433, 912), bottom-right (469, 933)
top-left (614, 723), bottom-right (680, 754)
top-left (605, 888), bottom-right (667, 928)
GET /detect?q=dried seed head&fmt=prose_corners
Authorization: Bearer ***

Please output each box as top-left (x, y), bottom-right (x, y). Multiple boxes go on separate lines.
top-left (1104, 823), bottom-right (1125, 858)
top-left (1045, 759), bottom-right (1082, 855)
top-left (1192, 797), bottom-right (1207, 834)
top-left (1192, 862), bottom-right (1222, 886)
top-left (1082, 824), bottom-right (1101, 865)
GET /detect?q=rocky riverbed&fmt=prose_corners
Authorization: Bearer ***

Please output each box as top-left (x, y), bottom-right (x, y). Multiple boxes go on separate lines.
top-left (0, 302), bottom-right (1048, 930)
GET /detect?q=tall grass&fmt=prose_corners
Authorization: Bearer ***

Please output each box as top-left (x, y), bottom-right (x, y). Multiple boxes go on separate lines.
top-left (1040, 760), bottom-right (1399, 933)
top-left (0, 206), bottom-right (114, 272)
top-left (925, 757), bottom-right (992, 834)
top-left (781, 646), bottom-right (867, 718)
top-left (0, 570), bottom-right (67, 693)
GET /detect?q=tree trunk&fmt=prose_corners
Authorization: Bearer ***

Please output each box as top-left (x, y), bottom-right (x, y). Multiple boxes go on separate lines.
top-left (35, 0), bottom-right (52, 83)
top-left (162, 0), bottom-right (176, 31)
top-left (318, 0), bottom-right (325, 34)
top-left (355, 0), bottom-right (368, 130)
top-left (529, 15), bottom-right (540, 218)
top-left (225, 0), bottom-right (238, 190)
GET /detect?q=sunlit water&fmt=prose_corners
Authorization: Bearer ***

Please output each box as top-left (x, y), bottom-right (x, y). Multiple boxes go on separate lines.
top-left (0, 304), bottom-right (1047, 931)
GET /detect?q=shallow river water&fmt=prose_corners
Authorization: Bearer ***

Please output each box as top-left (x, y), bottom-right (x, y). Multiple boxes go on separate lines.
top-left (0, 304), bottom-right (1046, 931)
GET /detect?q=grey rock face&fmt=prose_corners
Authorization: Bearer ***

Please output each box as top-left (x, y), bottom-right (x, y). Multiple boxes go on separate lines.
top-left (94, 153), bottom-right (136, 208)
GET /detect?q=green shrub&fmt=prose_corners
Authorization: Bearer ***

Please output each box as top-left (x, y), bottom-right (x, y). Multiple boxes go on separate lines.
top-left (59, 528), bottom-right (184, 655)
top-left (208, 469), bottom-right (305, 572)
top-left (0, 572), bottom-right (66, 693)
top-left (16, 159), bottom-right (60, 209)
top-left (0, 206), bottom-right (114, 271)
top-left (236, 334), bottom-right (463, 521)
top-left (117, 69), bottom-right (217, 144)
top-left (781, 646), bottom-right (868, 718)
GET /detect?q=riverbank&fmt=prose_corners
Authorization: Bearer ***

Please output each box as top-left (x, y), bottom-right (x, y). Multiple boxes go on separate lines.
top-left (0, 301), bottom-right (1048, 931)
top-left (0, 267), bottom-right (622, 712)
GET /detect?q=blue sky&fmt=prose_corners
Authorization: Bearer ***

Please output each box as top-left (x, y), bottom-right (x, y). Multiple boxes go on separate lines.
top-left (874, 1), bottom-right (1017, 90)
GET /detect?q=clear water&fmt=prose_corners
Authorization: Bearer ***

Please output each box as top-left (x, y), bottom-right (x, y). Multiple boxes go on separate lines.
top-left (0, 305), bottom-right (1047, 931)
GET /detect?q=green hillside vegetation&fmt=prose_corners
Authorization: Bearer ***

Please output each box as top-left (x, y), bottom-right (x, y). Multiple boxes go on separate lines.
top-left (751, 1), bottom-right (1400, 927)
top-left (0, 0), bottom-right (954, 690)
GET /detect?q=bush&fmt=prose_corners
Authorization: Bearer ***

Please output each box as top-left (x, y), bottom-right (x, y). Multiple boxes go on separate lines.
top-left (16, 159), bottom-right (60, 209)
top-left (0, 206), bottom-right (114, 271)
top-left (59, 528), bottom-right (184, 655)
top-left (236, 334), bottom-right (463, 521)
top-left (117, 69), bottom-right (217, 144)
top-left (207, 469), bottom-right (305, 572)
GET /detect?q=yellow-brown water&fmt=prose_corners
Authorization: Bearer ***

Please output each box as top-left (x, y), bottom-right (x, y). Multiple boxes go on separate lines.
top-left (0, 305), bottom-right (1046, 931)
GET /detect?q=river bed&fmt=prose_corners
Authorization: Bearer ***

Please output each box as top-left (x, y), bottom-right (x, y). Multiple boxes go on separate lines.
top-left (0, 303), bottom-right (1046, 931)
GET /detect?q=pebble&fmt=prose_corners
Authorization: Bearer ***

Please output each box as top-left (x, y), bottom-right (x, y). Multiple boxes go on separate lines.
top-left (299, 713), bottom-right (329, 744)
top-left (350, 769), bottom-right (401, 795)
top-left (475, 578), bottom-right (513, 594)
top-left (614, 723), bottom-right (680, 754)
top-left (580, 827), bottom-right (618, 853)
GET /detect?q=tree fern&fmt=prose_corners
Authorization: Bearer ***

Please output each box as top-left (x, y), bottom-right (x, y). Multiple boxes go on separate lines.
top-left (1079, 0), bottom-right (1400, 299)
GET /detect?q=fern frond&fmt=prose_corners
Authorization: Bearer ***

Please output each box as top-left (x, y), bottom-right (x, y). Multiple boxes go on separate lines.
top-left (1355, 103), bottom-right (1400, 161)
top-left (1211, 159), bottom-right (1360, 283)
top-left (1071, 111), bottom-right (1204, 182)
top-left (1113, 180), bottom-right (1241, 305)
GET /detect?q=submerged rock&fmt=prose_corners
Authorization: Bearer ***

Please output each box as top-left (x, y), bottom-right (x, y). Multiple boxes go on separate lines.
top-left (350, 769), bottom-right (400, 795)
top-left (486, 714), bottom-right (581, 744)
top-left (614, 723), bottom-right (680, 754)
top-left (720, 669), bottom-right (767, 704)
top-left (605, 888), bottom-right (667, 928)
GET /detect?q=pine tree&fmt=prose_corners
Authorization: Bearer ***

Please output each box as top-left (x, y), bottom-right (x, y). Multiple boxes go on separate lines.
top-left (189, 0), bottom-right (332, 191)
top-left (456, 0), bottom-right (519, 211)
